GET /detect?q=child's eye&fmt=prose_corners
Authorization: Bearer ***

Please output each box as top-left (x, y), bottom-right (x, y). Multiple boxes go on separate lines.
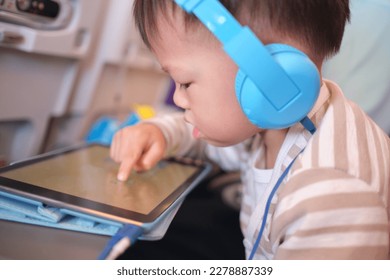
top-left (179, 83), bottom-right (191, 90)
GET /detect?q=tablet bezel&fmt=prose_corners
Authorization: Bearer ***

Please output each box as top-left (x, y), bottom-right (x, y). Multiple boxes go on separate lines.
top-left (0, 143), bottom-right (211, 225)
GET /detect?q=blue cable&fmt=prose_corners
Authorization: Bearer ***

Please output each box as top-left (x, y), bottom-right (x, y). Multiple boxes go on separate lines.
top-left (248, 117), bottom-right (316, 259)
top-left (98, 224), bottom-right (143, 260)
top-left (248, 157), bottom-right (296, 260)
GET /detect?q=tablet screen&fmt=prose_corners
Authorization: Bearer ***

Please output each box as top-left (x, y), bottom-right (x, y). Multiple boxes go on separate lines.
top-left (0, 144), bottom-right (210, 223)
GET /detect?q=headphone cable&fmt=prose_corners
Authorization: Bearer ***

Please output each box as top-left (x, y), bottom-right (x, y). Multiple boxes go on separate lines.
top-left (248, 116), bottom-right (316, 259)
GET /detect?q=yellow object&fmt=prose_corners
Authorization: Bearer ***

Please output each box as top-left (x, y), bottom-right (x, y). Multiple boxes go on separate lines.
top-left (134, 104), bottom-right (156, 120)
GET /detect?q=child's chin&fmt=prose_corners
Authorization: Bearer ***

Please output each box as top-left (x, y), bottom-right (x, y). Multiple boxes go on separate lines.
top-left (204, 138), bottom-right (237, 148)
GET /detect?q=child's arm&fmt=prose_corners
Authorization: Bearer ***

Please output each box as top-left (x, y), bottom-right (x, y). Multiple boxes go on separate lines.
top-left (146, 112), bottom-right (251, 171)
top-left (110, 111), bottom-right (249, 182)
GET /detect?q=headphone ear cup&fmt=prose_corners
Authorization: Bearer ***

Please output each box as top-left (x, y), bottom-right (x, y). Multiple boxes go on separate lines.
top-left (235, 44), bottom-right (320, 129)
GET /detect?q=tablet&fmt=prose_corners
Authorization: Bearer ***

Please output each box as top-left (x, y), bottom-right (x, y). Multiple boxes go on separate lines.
top-left (0, 144), bottom-right (211, 226)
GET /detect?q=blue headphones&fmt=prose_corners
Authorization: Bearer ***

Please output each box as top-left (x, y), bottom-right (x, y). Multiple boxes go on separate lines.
top-left (174, 0), bottom-right (320, 129)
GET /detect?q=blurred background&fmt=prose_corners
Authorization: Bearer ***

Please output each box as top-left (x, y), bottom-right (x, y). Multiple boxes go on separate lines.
top-left (0, 0), bottom-right (176, 166)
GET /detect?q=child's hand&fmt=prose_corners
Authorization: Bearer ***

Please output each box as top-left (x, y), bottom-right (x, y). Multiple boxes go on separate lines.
top-left (110, 123), bottom-right (167, 181)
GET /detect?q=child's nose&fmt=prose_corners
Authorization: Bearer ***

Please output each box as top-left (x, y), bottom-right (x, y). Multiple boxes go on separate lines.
top-left (173, 88), bottom-right (190, 110)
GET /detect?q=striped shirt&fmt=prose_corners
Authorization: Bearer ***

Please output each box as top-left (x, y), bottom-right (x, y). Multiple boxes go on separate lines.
top-left (149, 80), bottom-right (390, 259)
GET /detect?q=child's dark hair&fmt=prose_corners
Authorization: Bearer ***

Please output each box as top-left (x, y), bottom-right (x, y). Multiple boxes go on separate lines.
top-left (133, 0), bottom-right (350, 60)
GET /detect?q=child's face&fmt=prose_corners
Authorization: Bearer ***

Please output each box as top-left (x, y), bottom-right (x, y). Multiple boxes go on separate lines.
top-left (151, 13), bottom-right (260, 147)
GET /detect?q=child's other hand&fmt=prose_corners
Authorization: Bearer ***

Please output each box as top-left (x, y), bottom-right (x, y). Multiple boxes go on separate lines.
top-left (110, 123), bottom-right (167, 181)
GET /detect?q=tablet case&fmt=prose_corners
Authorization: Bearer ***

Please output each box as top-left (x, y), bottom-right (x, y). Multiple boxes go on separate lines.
top-left (0, 190), bottom-right (181, 240)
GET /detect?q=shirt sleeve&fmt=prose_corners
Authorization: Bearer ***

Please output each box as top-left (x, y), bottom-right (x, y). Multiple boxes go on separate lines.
top-left (145, 112), bottom-right (201, 158)
top-left (145, 112), bottom-right (250, 172)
